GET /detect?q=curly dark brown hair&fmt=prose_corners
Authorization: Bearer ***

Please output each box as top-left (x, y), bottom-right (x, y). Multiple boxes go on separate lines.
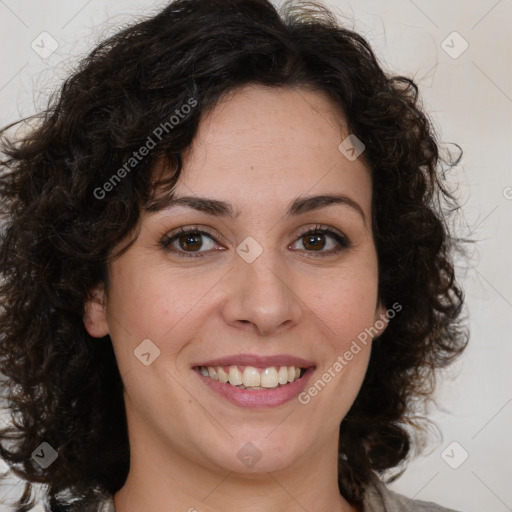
top-left (0, 0), bottom-right (468, 510)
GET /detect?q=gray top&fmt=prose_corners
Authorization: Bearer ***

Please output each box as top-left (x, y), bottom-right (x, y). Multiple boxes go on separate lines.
top-left (361, 475), bottom-right (460, 511)
top-left (90, 475), bottom-right (460, 512)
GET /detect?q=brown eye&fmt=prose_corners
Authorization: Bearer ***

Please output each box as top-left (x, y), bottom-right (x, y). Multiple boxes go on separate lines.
top-left (176, 232), bottom-right (204, 252)
top-left (291, 226), bottom-right (351, 255)
top-left (161, 227), bottom-right (221, 258)
top-left (302, 233), bottom-right (327, 251)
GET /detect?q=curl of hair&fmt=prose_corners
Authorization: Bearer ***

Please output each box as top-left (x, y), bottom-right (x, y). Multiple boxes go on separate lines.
top-left (0, 0), bottom-right (468, 509)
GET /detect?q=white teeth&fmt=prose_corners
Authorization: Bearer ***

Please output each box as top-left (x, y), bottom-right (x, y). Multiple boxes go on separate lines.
top-left (278, 366), bottom-right (289, 385)
top-left (260, 367), bottom-right (279, 388)
top-left (217, 366), bottom-right (229, 383)
top-left (242, 367), bottom-right (260, 387)
top-left (200, 364), bottom-right (305, 389)
top-left (228, 365), bottom-right (243, 386)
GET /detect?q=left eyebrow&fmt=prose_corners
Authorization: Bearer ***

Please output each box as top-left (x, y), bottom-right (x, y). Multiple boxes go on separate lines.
top-left (152, 193), bottom-right (367, 226)
top-left (286, 194), bottom-right (367, 225)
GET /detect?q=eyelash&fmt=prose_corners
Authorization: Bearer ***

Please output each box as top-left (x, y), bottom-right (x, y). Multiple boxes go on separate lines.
top-left (160, 224), bottom-right (351, 259)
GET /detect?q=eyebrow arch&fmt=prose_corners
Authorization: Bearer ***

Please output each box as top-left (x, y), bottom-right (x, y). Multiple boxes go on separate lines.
top-left (157, 194), bottom-right (367, 225)
top-left (287, 194), bottom-right (366, 225)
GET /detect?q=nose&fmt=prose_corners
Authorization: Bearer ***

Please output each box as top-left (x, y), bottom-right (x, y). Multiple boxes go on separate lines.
top-left (221, 248), bottom-right (303, 336)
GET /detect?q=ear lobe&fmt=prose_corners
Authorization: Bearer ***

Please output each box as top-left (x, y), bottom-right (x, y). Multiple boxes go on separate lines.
top-left (373, 301), bottom-right (390, 339)
top-left (83, 283), bottom-right (109, 338)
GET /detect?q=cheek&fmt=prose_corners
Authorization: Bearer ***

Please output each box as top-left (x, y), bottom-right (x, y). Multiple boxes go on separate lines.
top-left (105, 259), bottom-right (219, 370)
top-left (298, 273), bottom-right (377, 418)
top-left (109, 271), bottom-right (174, 342)
top-left (306, 264), bottom-right (380, 349)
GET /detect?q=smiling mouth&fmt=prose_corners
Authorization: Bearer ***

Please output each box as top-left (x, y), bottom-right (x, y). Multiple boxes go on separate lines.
top-left (194, 364), bottom-right (307, 390)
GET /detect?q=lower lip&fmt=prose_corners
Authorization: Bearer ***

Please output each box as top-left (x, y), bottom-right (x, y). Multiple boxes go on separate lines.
top-left (195, 367), bottom-right (315, 408)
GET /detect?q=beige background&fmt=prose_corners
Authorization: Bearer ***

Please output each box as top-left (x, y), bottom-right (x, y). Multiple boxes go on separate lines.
top-left (0, 1), bottom-right (511, 511)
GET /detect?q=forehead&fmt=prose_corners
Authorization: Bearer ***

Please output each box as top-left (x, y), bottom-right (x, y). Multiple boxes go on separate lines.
top-left (189, 84), bottom-right (348, 160)
top-left (149, 84), bottom-right (372, 220)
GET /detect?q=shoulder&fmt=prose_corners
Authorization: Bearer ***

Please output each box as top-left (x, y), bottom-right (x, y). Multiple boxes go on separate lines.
top-left (362, 473), bottom-right (462, 512)
top-left (48, 501), bottom-right (114, 512)
top-left (46, 490), bottom-right (115, 512)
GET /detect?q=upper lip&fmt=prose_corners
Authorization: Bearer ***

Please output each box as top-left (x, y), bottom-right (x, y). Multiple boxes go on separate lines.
top-left (192, 353), bottom-right (315, 369)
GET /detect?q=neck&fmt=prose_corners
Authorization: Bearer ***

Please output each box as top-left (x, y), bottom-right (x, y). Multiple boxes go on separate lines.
top-left (113, 429), bottom-right (358, 512)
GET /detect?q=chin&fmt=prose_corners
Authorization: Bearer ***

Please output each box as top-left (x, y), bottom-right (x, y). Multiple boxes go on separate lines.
top-left (202, 430), bottom-right (311, 475)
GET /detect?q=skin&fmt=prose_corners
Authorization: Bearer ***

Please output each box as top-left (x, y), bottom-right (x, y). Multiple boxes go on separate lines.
top-left (84, 84), bottom-right (388, 512)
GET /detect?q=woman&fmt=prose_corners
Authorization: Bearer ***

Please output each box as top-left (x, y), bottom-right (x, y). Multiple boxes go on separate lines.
top-left (0, 0), bottom-right (468, 511)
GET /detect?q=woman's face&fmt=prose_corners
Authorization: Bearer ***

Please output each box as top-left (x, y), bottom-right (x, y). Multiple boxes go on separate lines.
top-left (85, 84), bottom-right (387, 478)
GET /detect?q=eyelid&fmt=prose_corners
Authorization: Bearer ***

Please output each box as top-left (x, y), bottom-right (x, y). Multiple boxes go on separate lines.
top-left (294, 223), bottom-right (349, 243)
top-left (163, 225), bottom-right (220, 242)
